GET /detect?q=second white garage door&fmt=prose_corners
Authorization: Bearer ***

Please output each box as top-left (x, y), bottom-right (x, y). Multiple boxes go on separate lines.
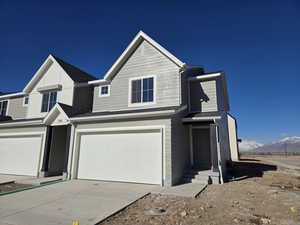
top-left (77, 129), bottom-right (162, 184)
top-left (0, 135), bottom-right (42, 176)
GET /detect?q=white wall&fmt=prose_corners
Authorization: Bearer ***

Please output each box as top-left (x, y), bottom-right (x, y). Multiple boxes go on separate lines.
top-left (227, 114), bottom-right (239, 161)
top-left (26, 62), bottom-right (74, 118)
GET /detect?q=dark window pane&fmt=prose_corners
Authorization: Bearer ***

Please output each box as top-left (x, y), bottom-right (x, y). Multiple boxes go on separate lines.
top-left (24, 96), bottom-right (29, 105)
top-left (131, 80), bottom-right (141, 103)
top-left (142, 78), bottom-right (154, 103)
top-left (0, 101), bottom-right (7, 116)
top-left (101, 86), bottom-right (108, 95)
top-left (41, 93), bottom-right (49, 112)
top-left (148, 77), bottom-right (153, 89)
top-left (48, 92), bottom-right (57, 111)
top-left (148, 90), bottom-right (154, 102)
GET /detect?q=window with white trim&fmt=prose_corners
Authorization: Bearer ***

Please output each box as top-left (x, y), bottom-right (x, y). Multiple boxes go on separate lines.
top-left (0, 100), bottom-right (8, 116)
top-left (99, 85), bottom-right (110, 97)
top-left (24, 96), bottom-right (29, 105)
top-left (130, 77), bottom-right (154, 104)
top-left (41, 91), bottom-right (57, 112)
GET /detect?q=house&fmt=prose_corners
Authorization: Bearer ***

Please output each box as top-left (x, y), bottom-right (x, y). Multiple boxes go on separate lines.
top-left (0, 31), bottom-right (235, 186)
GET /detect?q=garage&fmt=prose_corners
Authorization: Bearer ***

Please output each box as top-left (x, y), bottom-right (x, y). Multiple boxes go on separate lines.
top-left (0, 135), bottom-right (43, 176)
top-left (77, 129), bottom-right (163, 185)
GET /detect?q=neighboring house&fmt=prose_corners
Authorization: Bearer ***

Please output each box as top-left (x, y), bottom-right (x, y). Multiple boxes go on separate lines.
top-left (0, 31), bottom-right (234, 186)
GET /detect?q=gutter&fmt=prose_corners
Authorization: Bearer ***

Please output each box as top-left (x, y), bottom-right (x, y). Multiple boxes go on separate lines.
top-left (0, 92), bottom-right (25, 100)
top-left (88, 79), bottom-right (111, 86)
top-left (188, 72), bottom-right (222, 81)
top-left (70, 109), bottom-right (176, 123)
top-left (0, 120), bottom-right (43, 128)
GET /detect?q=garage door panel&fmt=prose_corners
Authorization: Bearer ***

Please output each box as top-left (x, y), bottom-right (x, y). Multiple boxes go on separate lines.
top-left (0, 136), bottom-right (42, 176)
top-left (77, 130), bottom-right (162, 184)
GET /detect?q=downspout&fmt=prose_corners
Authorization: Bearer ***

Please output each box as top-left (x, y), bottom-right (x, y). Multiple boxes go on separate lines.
top-left (214, 119), bottom-right (224, 184)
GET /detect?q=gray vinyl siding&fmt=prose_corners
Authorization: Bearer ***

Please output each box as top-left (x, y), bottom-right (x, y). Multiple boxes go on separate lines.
top-left (190, 80), bottom-right (218, 112)
top-left (93, 40), bottom-right (181, 112)
top-left (74, 117), bottom-right (173, 186)
top-left (180, 74), bottom-right (188, 107)
top-left (216, 77), bottom-right (229, 112)
top-left (73, 86), bottom-right (94, 114)
top-left (171, 111), bottom-right (190, 185)
top-left (7, 97), bottom-right (27, 119)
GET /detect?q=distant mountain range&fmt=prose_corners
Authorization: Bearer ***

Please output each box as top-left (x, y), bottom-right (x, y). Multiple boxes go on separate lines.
top-left (241, 136), bottom-right (300, 153)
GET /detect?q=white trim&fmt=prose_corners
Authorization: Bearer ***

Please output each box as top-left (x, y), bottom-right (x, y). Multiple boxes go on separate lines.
top-left (188, 72), bottom-right (222, 81)
top-left (0, 120), bottom-right (43, 128)
top-left (88, 31), bottom-right (185, 85)
top-left (0, 131), bottom-right (44, 137)
top-left (43, 103), bottom-right (70, 125)
top-left (88, 79), bottom-right (110, 85)
top-left (71, 125), bottom-right (165, 186)
top-left (98, 85), bottom-right (110, 97)
top-left (23, 96), bottom-right (29, 106)
top-left (0, 92), bottom-right (25, 100)
top-left (128, 75), bottom-right (156, 107)
top-left (182, 116), bottom-right (221, 122)
top-left (70, 109), bottom-right (175, 122)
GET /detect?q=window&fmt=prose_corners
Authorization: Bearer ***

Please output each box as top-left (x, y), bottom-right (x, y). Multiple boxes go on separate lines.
top-left (24, 96), bottom-right (29, 105)
top-left (41, 92), bottom-right (57, 112)
top-left (99, 85), bottom-right (110, 97)
top-left (0, 101), bottom-right (8, 116)
top-left (130, 77), bottom-right (154, 104)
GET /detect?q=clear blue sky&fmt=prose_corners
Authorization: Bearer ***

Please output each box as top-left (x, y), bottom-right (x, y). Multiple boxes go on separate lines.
top-left (0, 0), bottom-right (299, 143)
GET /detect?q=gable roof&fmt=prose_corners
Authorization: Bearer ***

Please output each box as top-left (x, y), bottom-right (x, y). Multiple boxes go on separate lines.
top-left (23, 55), bottom-right (97, 93)
top-left (89, 31), bottom-right (185, 85)
top-left (52, 56), bottom-right (97, 82)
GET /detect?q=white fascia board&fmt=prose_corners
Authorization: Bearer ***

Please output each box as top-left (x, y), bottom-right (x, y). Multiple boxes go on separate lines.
top-left (23, 55), bottom-right (55, 93)
top-left (70, 109), bottom-right (176, 123)
top-left (88, 79), bottom-right (111, 86)
top-left (188, 72), bottom-right (222, 81)
top-left (0, 120), bottom-right (43, 128)
top-left (96, 31), bottom-right (185, 83)
top-left (182, 116), bottom-right (221, 122)
top-left (0, 92), bottom-right (25, 100)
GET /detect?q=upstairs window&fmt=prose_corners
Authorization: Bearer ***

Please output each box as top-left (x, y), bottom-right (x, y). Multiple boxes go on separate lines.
top-left (99, 85), bottom-right (110, 97)
top-left (130, 77), bottom-right (154, 104)
top-left (0, 101), bottom-right (8, 116)
top-left (24, 96), bottom-right (29, 105)
top-left (41, 91), bottom-right (57, 112)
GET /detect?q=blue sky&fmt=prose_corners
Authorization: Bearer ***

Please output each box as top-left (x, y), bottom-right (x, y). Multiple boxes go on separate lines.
top-left (0, 0), bottom-right (299, 143)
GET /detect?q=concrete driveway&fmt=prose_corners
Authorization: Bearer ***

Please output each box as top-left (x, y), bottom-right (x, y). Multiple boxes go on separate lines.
top-left (0, 180), bottom-right (154, 225)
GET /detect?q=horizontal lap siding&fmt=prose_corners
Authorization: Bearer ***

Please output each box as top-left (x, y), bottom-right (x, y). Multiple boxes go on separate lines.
top-left (190, 80), bottom-right (218, 112)
top-left (7, 97), bottom-right (27, 119)
top-left (0, 126), bottom-right (46, 134)
top-left (75, 117), bottom-right (173, 186)
top-left (93, 40), bottom-right (180, 112)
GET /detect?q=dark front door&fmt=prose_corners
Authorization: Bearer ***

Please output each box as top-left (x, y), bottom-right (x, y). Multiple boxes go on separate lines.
top-left (192, 128), bottom-right (211, 170)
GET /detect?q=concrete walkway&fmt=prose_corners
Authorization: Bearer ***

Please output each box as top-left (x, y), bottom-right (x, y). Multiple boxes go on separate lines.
top-left (0, 180), bottom-right (154, 225)
top-left (0, 175), bottom-right (33, 185)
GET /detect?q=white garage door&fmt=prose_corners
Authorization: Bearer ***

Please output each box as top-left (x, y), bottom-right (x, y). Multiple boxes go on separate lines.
top-left (77, 130), bottom-right (162, 184)
top-left (0, 136), bottom-right (42, 176)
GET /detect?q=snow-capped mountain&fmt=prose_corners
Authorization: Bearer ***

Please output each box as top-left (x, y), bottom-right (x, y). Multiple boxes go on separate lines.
top-left (242, 136), bottom-right (300, 153)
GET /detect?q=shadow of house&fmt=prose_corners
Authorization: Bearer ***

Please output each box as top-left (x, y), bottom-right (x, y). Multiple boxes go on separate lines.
top-left (190, 82), bottom-right (210, 112)
top-left (230, 160), bottom-right (277, 181)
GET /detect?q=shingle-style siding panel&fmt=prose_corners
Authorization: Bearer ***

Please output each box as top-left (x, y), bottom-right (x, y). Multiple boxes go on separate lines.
top-left (75, 117), bottom-right (173, 186)
top-left (171, 111), bottom-right (190, 185)
top-left (190, 80), bottom-right (218, 112)
top-left (93, 40), bottom-right (181, 112)
top-left (7, 97), bottom-right (27, 119)
top-left (72, 86), bottom-right (94, 114)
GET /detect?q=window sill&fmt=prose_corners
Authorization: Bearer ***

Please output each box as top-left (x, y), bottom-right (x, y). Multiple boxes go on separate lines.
top-left (128, 102), bottom-right (156, 107)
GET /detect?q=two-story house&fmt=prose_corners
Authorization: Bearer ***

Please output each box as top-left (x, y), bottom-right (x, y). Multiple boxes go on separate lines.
top-left (0, 31), bottom-right (237, 187)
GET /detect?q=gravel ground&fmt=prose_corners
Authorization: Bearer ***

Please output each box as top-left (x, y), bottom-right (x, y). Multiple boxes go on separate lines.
top-left (99, 160), bottom-right (300, 225)
top-left (0, 183), bottom-right (31, 193)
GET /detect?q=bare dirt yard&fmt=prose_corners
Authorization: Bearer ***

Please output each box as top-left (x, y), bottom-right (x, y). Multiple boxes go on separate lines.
top-left (100, 159), bottom-right (300, 225)
top-left (0, 183), bottom-right (30, 193)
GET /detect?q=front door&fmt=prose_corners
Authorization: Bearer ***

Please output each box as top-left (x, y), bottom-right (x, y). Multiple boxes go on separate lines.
top-left (192, 128), bottom-right (211, 170)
